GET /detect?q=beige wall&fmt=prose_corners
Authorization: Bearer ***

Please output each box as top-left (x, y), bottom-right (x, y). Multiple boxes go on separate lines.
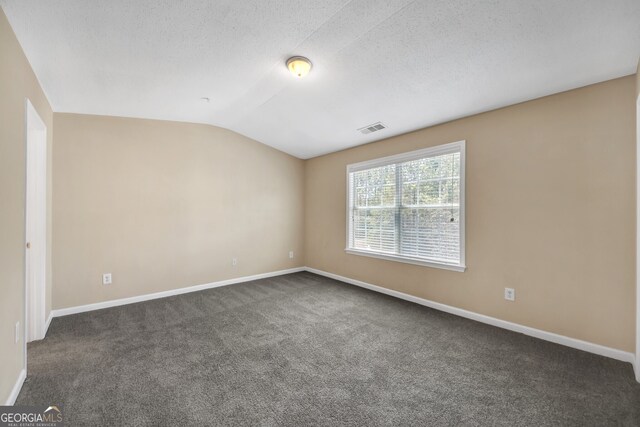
top-left (2, 4), bottom-right (636, 405)
top-left (305, 76), bottom-right (636, 352)
top-left (0, 9), bottom-right (53, 403)
top-left (53, 114), bottom-right (304, 309)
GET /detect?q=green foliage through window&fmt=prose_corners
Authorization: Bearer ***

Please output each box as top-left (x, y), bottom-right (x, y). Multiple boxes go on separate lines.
top-left (348, 145), bottom-right (463, 266)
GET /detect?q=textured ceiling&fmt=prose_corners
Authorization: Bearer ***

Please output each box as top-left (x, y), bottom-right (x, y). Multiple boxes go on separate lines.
top-left (2, 1), bottom-right (640, 159)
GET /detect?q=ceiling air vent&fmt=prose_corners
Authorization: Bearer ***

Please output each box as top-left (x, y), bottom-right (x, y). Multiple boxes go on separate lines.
top-left (358, 122), bottom-right (386, 135)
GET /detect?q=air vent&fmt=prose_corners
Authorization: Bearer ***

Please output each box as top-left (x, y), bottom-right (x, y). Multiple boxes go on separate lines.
top-left (358, 122), bottom-right (386, 135)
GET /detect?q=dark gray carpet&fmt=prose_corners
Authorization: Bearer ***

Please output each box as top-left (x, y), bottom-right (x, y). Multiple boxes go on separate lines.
top-left (17, 272), bottom-right (640, 426)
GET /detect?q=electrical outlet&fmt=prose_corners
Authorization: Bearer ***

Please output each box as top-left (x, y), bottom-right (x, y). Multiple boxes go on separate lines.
top-left (504, 288), bottom-right (515, 301)
top-left (103, 273), bottom-right (112, 285)
top-left (15, 321), bottom-right (19, 344)
top-left (232, 258), bottom-right (238, 266)
top-left (289, 251), bottom-right (294, 259)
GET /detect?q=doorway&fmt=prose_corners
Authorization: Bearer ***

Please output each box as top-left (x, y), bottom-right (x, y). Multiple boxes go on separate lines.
top-left (25, 99), bottom-right (47, 343)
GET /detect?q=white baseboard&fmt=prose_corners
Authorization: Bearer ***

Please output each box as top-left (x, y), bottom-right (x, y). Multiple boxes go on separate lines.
top-left (305, 267), bottom-right (636, 366)
top-left (4, 368), bottom-right (26, 406)
top-left (51, 267), bottom-right (305, 318)
top-left (46, 265), bottom-right (635, 372)
top-left (44, 311), bottom-right (53, 337)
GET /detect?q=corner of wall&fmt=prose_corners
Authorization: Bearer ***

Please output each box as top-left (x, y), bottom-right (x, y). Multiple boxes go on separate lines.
top-left (302, 158), bottom-right (308, 268)
top-left (0, 5), bottom-right (54, 403)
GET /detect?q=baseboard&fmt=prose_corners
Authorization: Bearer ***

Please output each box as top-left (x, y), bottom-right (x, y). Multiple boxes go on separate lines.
top-left (4, 368), bottom-right (26, 406)
top-left (46, 265), bottom-right (635, 370)
top-left (51, 267), bottom-right (305, 318)
top-left (44, 311), bottom-right (53, 337)
top-left (305, 267), bottom-right (636, 366)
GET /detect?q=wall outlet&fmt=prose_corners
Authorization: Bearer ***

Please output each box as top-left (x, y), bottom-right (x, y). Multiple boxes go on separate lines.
top-left (103, 273), bottom-right (112, 285)
top-left (289, 251), bottom-right (294, 259)
top-left (504, 288), bottom-right (515, 301)
top-left (232, 258), bottom-right (238, 266)
top-left (15, 321), bottom-right (19, 344)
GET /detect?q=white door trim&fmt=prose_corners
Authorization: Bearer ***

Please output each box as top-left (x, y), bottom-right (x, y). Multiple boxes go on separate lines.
top-left (24, 98), bottom-right (47, 347)
top-left (636, 93), bottom-right (640, 382)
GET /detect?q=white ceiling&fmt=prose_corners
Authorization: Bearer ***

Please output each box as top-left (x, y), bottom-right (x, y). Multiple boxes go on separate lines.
top-left (2, 1), bottom-right (639, 159)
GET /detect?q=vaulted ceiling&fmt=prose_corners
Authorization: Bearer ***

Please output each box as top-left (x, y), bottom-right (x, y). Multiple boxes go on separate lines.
top-left (2, 0), bottom-right (639, 158)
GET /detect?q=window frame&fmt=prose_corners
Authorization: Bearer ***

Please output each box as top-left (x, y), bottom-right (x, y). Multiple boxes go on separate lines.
top-left (345, 140), bottom-right (466, 272)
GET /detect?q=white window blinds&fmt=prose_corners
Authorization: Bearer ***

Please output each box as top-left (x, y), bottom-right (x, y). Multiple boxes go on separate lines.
top-left (347, 141), bottom-right (465, 271)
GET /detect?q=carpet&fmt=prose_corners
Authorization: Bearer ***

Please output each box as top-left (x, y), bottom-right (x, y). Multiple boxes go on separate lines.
top-left (16, 272), bottom-right (640, 425)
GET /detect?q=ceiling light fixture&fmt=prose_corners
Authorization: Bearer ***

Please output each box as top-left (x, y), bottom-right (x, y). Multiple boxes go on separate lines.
top-left (286, 56), bottom-right (312, 78)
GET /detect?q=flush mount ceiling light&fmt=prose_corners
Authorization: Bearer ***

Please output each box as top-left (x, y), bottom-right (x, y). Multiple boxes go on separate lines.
top-left (286, 56), bottom-right (312, 78)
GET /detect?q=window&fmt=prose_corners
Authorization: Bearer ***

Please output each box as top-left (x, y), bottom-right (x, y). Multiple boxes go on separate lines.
top-left (346, 141), bottom-right (465, 271)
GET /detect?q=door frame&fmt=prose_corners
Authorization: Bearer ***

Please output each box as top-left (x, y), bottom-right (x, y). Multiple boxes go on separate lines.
top-left (24, 98), bottom-right (47, 350)
top-left (636, 92), bottom-right (640, 382)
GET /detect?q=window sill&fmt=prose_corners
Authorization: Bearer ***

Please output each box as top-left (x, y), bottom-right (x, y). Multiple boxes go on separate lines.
top-left (344, 248), bottom-right (466, 272)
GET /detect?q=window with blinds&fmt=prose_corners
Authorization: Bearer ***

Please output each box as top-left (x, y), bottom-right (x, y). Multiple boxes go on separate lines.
top-left (346, 141), bottom-right (465, 271)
